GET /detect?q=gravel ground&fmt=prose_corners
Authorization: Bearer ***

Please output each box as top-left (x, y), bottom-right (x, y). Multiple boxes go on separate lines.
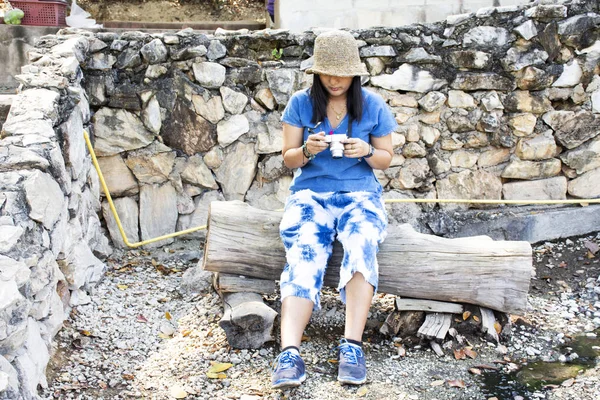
top-left (40, 233), bottom-right (600, 400)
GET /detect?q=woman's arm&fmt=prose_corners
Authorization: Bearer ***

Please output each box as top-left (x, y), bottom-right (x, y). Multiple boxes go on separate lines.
top-left (342, 134), bottom-right (393, 170)
top-left (282, 123), bottom-right (328, 169)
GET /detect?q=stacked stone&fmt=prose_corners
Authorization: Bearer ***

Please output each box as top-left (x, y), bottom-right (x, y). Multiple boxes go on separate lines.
top-left (0, 35), bottom-right (110, 397)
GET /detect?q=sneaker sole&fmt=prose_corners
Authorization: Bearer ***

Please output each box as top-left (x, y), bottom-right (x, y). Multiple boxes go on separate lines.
top-left (337, 376), bottom-right (366, 385)
top-left (272, 374), bottom-right (306, 389)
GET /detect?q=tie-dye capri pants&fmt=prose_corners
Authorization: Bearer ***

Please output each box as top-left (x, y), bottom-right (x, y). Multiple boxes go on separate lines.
top-left (279, 189), bottom-right (388, 310)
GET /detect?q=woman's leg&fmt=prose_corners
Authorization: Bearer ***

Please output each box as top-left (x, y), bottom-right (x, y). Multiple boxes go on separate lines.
top-left (343, 272), bottom-right (374, 341)
top-left (280, 296), bottom-right (314, 349)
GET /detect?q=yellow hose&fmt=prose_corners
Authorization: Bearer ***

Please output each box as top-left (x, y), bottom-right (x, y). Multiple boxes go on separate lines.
top-left (83, 130), bottom-right (599, 248)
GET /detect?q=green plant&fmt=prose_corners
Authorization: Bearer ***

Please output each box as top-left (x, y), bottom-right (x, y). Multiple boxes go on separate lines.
top-left (272, 48), bottom-right (283, 60)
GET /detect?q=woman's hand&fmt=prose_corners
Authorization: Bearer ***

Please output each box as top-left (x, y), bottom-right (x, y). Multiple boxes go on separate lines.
top-left (341, 138), bottom-right (370, 158)
top-left (305, 131), bottom-right (328, 156)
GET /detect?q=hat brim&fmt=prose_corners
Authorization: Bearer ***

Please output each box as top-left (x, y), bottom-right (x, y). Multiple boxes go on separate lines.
top-left (305, 65), bottom-right (370, 77)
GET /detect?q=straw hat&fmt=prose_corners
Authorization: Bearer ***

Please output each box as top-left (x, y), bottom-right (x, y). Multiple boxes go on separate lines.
top-left (306, 30), bottom-right (369, 77)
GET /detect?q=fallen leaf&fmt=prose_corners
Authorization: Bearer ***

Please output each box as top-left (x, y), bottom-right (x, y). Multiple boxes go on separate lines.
top-left (165, 311), bottom-right (172, 321)
top-left (447, 379), bottom-right (466, 388)
top-left (151, 258), bottom-right (158, 267)
top-left (494, 321), bottom-right (502, 334)
top-left (357, 386), bottom-right (369, 397)
top-left (122, 373), bottom-right (135, 381)
top-left (464, 347), bottom-right (477, 359)
top-left (559, 261), bottom-right (568, 268)
top-left (587, 251), bottom-right (596, 259)
top-left (208, 362), bottom-right (233, 374)
top-left (206, 371), bottom-right (227, 379)
top-left (472, 315), bottom-right (480, 323)
top-left (453, 349), bottom-right (466, 360)
top-left (462, 311), bottom-right (471, 321)
top-left (98, 381), bottom-right (107, 389)
top-left (136, 314), bottom-right (148, 323)
top-left (301, 335), bottom-right (311, 342)
top-left (116, 284), bottom-right (128, 290)
top-left (561, 378), bottom-right (575, 387)
top-left (80, 330), bottom-right (92, 336)
top-left (170, 385), bottom-right (188, 398)
top-left (181, 329), bottom-right (192, 337)
top-left (328, 359), bottom-right (338, 364)
top-left (430, 380), bottom-right (445, 386)
top-left (158, 333), bottom-right (171, 339)
top-left (469, 368), bottom-right (482, 375)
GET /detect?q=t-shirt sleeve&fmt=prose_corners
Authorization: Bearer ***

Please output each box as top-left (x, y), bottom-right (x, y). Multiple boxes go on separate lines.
top-left (370, 94), bottom-right (398, 137)
top-left (281, 92), bottom-right (304, 128)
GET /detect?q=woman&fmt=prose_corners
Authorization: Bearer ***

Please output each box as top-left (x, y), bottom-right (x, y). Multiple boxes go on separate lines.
top-left (271, 30), bottom-right (397, 389)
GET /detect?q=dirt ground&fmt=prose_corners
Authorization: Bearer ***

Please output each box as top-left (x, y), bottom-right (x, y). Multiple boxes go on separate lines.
top-left (77, 0), bottom-right (266, 23)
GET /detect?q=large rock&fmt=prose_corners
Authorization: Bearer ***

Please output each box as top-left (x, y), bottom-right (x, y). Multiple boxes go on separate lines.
top-left (560, 136), bottom-right (600, 174)
top-left (215, 141), bottom-right (258, 200)
top-left (162, 100), bottom-right (217, 155)
top-left (59, 241), bottom-right (105, 290)
top-left (192, 94), bottom-right (225, 125)
top-left (478, 147), bottom-right (511, 167)
top-left (24, 171), bottom-right (65, 230)
top-left (451, 73), bottom-right (515, 91)
top-left (192, 62), bottom-right (226, 89)
top-left (139, 183), bottom-right (178, 247)
top-left (504, 91), bottom-right (552, 114)
top-left (266, 69), bottom-right (298, 105)
top-left (220, 87), bottom-right (248, 115)
top-left (509, 113), bottom-right (537, 137)
top-left (217, 115), bottom-right (250, 147)
top-left (6, 89), bottom-right (60, 124)
top-left (418, 92), bottom-right (446, 112)
top-left (97, 155), bottom-right (138, 197)
top-left (176, 191), bottom-right (225, 239)
top-left (502, 47), bottom-right (548, 72)
top-left (447, 50), bottom-right (491, 70)
top-left (435, 170), bottom-right (502, 211)
top-left (102, 197), bottom-right (139, 248)
top-left (140, 39), bottom-right (168, 64)
top-left (92, 108), bottom-right (154, 156)
top-left (463, 26), bottom-right (511, 50)
top-left (503, 176), bottom-right (567, 202)
top-left (525, 5), bottom-right (567, 21)
top-left (449, 150), bottom-right (478, 168)
top-left (257, 114), bottom-right (283, 154)
top-left (567, 168), bottom-right (600, 199)
top-left (141, 96), bottom-right (162, 134)
top-left (447, 90), bottom-right (476, 109)
top-left (61, 107), bottom-right (86, 180)
top-left (0, 226), bottom-right (23, 254)
top-left (389, 158), bottom-right (432, 190)
top-left (552, 60), bottom-right (582, 88)
top-left (181, 155), bottom-right (218, 189)
top-left (370, 64), bottom-right (447, 93)
top-left (245, 176), bottom-right (292, 211)
top-left (501, 159), bottom-right (561, 179)
top-left (551, 111), bottom-right (600, 149)
top-left (125, 142), bottom-right (177, 184)
top-left (515, 66), bottom-right (557, 90)
top-left (515, 131), bottom-right (558, 161)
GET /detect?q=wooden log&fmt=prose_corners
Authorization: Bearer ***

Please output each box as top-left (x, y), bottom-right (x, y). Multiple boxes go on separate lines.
top-left (480, 307), bottom-right (500, 343)
top-left (218, 292), bottom-right (278, 349)
top-left (203, 201), bottom-right (533, 314)
top-left (396, 298), bottom-right (464, 314)
top-left (214, 273), bottom-right (277, 294)
top-left (417, 313), bottom-right (453, 341)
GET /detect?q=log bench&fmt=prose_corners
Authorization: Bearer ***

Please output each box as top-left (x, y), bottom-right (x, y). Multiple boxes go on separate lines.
top-left (202, 201), bottom-right (533, 349)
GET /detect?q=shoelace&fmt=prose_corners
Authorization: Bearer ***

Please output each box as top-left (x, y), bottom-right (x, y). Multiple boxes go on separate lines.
top-left (272, 351), bottom-right (300, 371)
top-left (337, 343), bottom-right (363, 365)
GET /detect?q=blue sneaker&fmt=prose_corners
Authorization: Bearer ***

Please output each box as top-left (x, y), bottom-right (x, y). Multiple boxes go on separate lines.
top-left (337, 339), bottom-right (367, 385)
top-left (271, 349), bottom-right (306, 389)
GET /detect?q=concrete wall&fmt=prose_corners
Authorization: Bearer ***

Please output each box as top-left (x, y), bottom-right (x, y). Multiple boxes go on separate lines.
top-left (0, 25), bottom-right (61, 93)
top-left (276, 0), bottom-right (557, 31)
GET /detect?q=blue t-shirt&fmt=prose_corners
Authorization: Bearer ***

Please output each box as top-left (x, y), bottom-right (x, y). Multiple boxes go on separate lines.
top-left (281, 88), bottom-right (397, 194)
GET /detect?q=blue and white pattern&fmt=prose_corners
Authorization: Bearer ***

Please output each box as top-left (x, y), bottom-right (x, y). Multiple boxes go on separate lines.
top-left (279, 189), bottom-right (388, 309)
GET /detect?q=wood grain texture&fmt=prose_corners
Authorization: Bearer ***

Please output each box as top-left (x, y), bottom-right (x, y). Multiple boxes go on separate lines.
top-left (203, 201), bottom-right (533, 314)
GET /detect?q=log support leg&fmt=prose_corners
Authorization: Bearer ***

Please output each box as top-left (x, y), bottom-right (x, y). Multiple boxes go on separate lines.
top-left (218, 292), bottom-right (278, 349)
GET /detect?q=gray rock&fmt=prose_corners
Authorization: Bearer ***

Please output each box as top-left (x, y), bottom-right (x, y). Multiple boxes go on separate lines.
top-left (192, 94), bottom-right (225, 125)
top-left (145, 65), bottom-right (169, 79)
top-left (389, 158), bottom-right (431, 190)
top-left (525, 5), bottom-right (567, 21)
top-left (50, 37), bottom-right (88, 62)
top-left (192, 62), bottom-right (226, 89)
top-left (552, 60), bottom-right (582, 88)
top-left (478, 147), bottom-right (510, 167)
top-left (92, 107), bottom-right (155, 156)
top-left (447, 90), bottom-right (476, 109)
top-left (266, 69), bottom-right (298, 105)
top-left (509, 113), bottom-right (537, 137)
top-left (141, 96), bottom-right (162, 134)
top-left (172, 45), bottom-right (208, 61)
top-left (87, 53), bottom-right (117, 70)
top-left (516, 131), bottom-right (557, 161)
top-left (370, 64), bottom-right (447, 93)
top-left (514, 20), bottom-right (538, 40)
top-left (141, 39), bottom-right (168, 64)
top-left (463, 26), bottom-right (511, 50)
top-left (116, 48), bottom-right (142, 69)
top-left (161, 100), bottom-right (217, 156)
top-left (207, 40), bottom-right (227, 60)
top-left (7, 88), bottom-right (60, 124)
top-left (179, 266), bottom-right (213, 295)
top-left (447, 50), bottom-right (491, 70)
top-left (177, 191), bottom-right (224, 239)
top-left (0, 226), bottom-right (23, 254)
top-left (97, 155), bottom-right (138, 197)
top-left (360, 45), bottom-right (396, 57)
top-left (418, 92), bottom-right (446, 112)
top-left (125, 143), bottom-right (176, 185)
top-left (504, 91), bottom-right (552, 114)
top-left (502, 47), bottom-right (548, 72)
top-left (398, 48), bottom-right (441, 64)
top-left (24, 171), bottom-right (65, 230)
top-left (217, 115), bottom-right (250, 147)
top-left (220, 87), bottom-right (248, 115)
top-left (181, 155), bottom-right (218, 189)
top-left (552, 111), bottom-right (600, 150)
top-left (503, 176), bottom-right (567, 202)
top-left (449, 149), bottom-right (479, 168)
top-left (568, 168), bottom-right (600, 199)
top-left (501, 158), bottom-right (561, 179)
top-left (257, 115), bottom-right (283, 154)
top-left (452, 73), bottom-right (515, 91)
top-left (139, 183), bottom-right (178, 247)
top-left (560, 136), bottom-right (600, 174)
top-left (102, 197), bottom-right (139, 248)
top-left (110, 39), bottom-right (128, 51)
top-left (255, 88), bottom-right (276, 110)
top-left (436, 170), bottom-right (502, 211)
top-left (215, 141), bottom-right (258, 201)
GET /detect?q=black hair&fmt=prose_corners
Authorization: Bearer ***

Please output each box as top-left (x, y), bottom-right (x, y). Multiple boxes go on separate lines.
top-left (310, 76), bottom-right (363, 125)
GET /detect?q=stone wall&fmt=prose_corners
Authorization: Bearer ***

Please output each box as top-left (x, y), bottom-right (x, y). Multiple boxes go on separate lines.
top-left (2, 0), bottom-right (600, 396)
top-left (0, 38), bottom-right (110, 399)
